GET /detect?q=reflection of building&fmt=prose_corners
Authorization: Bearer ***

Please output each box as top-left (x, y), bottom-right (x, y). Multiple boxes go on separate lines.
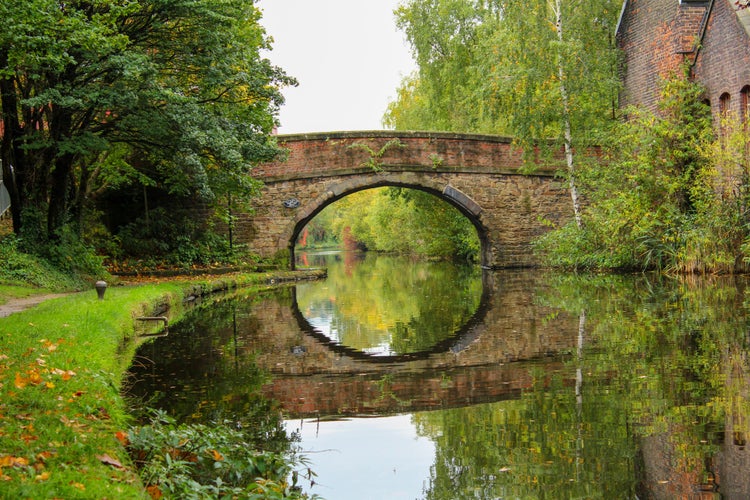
top-left (715, 352), bottom-right (750, 499)
top-left (636, 348), bottom-right (750, 498)
top-left (716, 417), bottom-right (750, 498)
top-left (616, 0), bottom-right (750, 120)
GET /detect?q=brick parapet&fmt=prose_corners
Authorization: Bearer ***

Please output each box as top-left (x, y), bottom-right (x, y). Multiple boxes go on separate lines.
top-left (255, 131), bottom-right (563, 182)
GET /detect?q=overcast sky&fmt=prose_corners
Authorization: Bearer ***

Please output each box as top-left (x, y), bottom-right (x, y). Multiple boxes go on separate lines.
top-left (256, 0), bottom-right (416, 134)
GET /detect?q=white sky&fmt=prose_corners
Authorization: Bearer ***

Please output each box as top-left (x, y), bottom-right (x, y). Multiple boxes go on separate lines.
top-left (256, 0), bottom-right (416, 134)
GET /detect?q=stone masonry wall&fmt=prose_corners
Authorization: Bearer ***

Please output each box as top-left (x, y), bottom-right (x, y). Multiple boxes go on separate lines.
top-left (242, 131), bottom-right (575, 268)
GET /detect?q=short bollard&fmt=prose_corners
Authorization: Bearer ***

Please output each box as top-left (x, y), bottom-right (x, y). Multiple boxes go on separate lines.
top-left (95, 280), bottom-right (107, 300)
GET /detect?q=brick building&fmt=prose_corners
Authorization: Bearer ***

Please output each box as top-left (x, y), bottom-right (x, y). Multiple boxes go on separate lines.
top-left (616, 0), bottom-right (750, 121)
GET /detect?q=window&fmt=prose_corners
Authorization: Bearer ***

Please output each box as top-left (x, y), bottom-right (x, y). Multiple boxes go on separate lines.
top-left (719, 92), bottom-right (732, 117)
top-left (741, 86), bottom-right (750, 122)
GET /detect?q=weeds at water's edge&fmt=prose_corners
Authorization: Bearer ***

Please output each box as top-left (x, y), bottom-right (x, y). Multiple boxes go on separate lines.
top-left (126, 410), bottom-right (317, 499)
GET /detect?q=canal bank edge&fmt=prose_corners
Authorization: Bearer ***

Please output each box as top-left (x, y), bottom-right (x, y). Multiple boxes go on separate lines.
top-left (0, 268), bottom-right (325, 498)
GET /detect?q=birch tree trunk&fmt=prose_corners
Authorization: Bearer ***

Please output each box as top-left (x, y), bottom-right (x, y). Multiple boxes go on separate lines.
top-left (552, 0), bottom-right (584, 229)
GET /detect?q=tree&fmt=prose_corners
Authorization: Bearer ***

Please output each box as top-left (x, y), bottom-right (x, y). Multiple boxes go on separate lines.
top-left (0, 0), bottom-right (293, 244)
top-left (536, 72), bottom-right (736, 271)
top-left (387, 0), bottom-right (621, 226)
top-left (385, 0), bottom-right (506, 133)
top-left (489, 0), bottom-right (620, 228)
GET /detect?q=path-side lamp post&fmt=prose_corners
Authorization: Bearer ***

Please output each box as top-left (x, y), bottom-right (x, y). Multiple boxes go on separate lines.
top-left (95, 280), bottom-right (107, 300)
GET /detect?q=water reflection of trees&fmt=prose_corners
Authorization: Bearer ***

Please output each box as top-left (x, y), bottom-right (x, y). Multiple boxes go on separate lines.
top-left (295, 253), bottom-right (483, 355)
top-left (414, 273), bottom-right (750, 498)
top-left (126, 290), bottom-right (295, 453)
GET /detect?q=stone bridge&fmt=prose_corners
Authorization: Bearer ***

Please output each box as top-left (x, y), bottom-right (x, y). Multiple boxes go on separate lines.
top-left (243, 131), bottom-right (576, 268)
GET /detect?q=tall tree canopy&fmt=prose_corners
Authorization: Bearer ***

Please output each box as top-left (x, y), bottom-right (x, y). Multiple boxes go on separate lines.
top-left (0, 0), bottom-right (293, 240)
top-left (385, 0), bottom-right (621, 229)
top-left (386, 0), bottom-right (620, 139)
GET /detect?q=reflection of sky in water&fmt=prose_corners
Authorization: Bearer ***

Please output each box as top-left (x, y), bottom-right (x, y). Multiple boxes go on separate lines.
top-left (304, 297), bottom-right (398, 356)
top-left (286, 415), bottom-right (434, 500)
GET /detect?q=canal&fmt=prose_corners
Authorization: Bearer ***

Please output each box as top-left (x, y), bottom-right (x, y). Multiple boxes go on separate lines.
top-left (126, 251), bottom-right (750, 498)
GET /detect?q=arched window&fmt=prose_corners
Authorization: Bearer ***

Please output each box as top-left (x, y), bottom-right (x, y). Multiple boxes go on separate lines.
top-left (719, 92), bottom-right (732, 117)
top-left (741, 86), bottom-right (750, 122)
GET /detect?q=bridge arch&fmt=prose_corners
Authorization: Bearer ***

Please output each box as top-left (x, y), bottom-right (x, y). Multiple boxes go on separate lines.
top-left (244, 131), bottom-right (575, 268)
top-left (285, 174), bottom-right (492, 268)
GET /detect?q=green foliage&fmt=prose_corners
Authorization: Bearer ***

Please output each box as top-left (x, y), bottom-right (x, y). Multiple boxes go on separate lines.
top-left (302, 187), bottom-right (480, 261)
top-left (492, 0), bottom-right (621, 148)
top-left (0, 0), bottom-right (293, 240)
top-left (128, 411), bottom-right (314, 499)
top-left (115, 206), bottom-right (247, 268)
top-left (347, 139), bottom-right (406, 172)
top-left (0, 233), bottom-right (102, 290)
top-left (537, 72), bottom-right (750, 273)
top-left (385, 0), bottom-right (620, 143)
top-left (386, 0), bottom-right (508, 133)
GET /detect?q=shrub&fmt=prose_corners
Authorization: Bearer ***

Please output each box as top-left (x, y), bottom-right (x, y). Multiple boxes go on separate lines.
top-left (0, 235), bottom-right (90, 290)
top-left (128, 411), bottom-right (317, 499)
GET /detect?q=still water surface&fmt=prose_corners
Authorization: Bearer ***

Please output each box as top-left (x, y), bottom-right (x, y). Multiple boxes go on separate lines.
top-left (127, 251), bottom-right (750, 499)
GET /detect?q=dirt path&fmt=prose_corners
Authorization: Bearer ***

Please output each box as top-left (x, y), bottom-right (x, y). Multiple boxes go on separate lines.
top-left (0, 293), bottom-right (71, 318)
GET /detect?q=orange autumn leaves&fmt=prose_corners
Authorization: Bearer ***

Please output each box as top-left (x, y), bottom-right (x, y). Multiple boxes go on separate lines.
top-left (0, 450), bottom-right (57, 482)
top-left (14, 366), bottom-right (76, 390)
top-left (8, 339), bottom-right (76, 390)
top-left (0, 337), bottom-right (82, 483)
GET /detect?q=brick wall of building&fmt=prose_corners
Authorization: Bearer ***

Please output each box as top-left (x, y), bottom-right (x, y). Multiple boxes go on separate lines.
top-left (617, 0), bottom-right (709, 111)
top-left (693, 0), bottom-right (750, 119)
top-left (618, 0), bottom-right (750, 119)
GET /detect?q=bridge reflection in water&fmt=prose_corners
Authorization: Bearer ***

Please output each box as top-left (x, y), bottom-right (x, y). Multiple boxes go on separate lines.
top-left (265, 270), bottom-right (577, 418)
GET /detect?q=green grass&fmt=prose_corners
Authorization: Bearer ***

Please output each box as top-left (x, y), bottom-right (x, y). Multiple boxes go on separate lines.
top-left (0, 270), bottom-right (325, 498)
top-left (0, 283), bottom-right (186, 498)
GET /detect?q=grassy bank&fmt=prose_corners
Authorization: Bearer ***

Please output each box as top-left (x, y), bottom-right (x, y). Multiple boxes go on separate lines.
top-left (0, 270), bottom-right (324, 498)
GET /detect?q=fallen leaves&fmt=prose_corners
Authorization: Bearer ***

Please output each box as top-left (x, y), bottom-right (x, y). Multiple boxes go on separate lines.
top-left (0, 286), bottom-right (170, 498)
top-left (14, 373), bottom-right (28, 390)
top-left (97, 454), bottom-right (124, 469)
top-left (115, 430), bottom-right (129, 446)
top-left (0, 455), bottom-right (29, 468)
top-left (146, 484), bottom-right (163, 499)
top-left (12, 364), bottom-right (76, 392)
top-left (51, 368), bottom-right (76, 381)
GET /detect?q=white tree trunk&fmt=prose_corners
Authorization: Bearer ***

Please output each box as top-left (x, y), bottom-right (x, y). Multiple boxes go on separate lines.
top-left (552, 0), bottom-right (584, 229)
